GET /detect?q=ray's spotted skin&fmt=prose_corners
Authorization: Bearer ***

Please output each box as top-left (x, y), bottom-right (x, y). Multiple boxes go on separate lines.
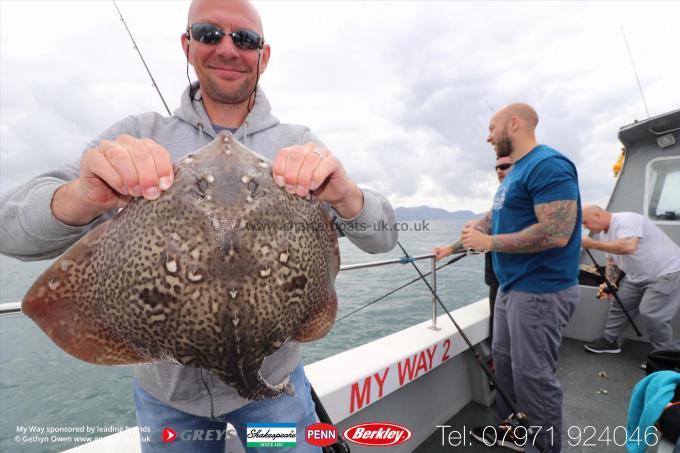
top-left (22, 132), bottom-right (340, 401)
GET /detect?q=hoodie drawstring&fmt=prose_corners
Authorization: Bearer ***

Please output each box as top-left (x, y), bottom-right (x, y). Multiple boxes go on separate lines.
top-left (242, 121), bottom-right (248, 146)
top-left (197, 122), bottom-right (204, 139)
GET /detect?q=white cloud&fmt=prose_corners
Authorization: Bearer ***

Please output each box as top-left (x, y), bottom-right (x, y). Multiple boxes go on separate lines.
top-left (1, 0), bottom-right (679, 211)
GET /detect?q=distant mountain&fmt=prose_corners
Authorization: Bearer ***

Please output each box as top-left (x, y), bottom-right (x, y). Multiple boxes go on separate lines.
top-left (394, 206), bottom-right (480, 221)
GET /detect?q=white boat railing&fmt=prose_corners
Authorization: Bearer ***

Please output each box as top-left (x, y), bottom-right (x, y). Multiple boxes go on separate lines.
top-left (0, 301), bottom-right (21, 315)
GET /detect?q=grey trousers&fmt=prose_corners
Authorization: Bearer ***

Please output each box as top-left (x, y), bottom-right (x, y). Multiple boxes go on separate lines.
top-left (603, 270), bottom-right (680, 351)
top-left (492, 285), bottom-right (579, 453)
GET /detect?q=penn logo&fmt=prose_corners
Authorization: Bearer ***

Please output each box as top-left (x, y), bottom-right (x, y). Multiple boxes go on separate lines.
top-left (162, 427), bottom-right (177, 443)
top-left (344, 422), bottom-right (412, 446)
top-left (305, 422), bottom-right (338, 447)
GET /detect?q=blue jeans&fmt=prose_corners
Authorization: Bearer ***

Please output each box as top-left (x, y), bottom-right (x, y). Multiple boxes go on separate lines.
top-left (133, 363), bottom-right (321, 452)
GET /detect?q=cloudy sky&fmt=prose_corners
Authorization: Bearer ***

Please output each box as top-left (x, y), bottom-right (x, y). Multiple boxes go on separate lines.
top-left (1, 1), bottom-right (678, 213)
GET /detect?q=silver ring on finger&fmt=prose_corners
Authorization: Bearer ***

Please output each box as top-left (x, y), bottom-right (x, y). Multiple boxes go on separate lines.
top-left (310, 149), bottom-right (325, 160)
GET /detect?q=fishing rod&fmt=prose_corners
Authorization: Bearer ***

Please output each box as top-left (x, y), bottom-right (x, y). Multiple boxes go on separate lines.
top-left (112, 0), bottom-right (172, 116)
top-left (318, 250), bottom-right (471, 451)
top-left (335, 250), bottom-right (469, 323)
top-left (310, 387), bottom-right (351, 453)
top-left (584, 248), bottom-right (642, 336)
top-left (396, 241), bottom-right (550, 453)
top-left (621, 26), bottom-right (650, 119)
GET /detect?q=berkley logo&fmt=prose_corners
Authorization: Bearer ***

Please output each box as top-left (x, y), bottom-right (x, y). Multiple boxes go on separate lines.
top-left (305, 422), bottom-right (338, 447)
top-left (344, 422), bottom-right (412, 446)
top-left (162, 427), bottom-right (177, 443)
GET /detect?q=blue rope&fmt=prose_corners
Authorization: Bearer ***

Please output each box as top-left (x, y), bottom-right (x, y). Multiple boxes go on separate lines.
top-left (399, 255), bottom-right (415, 264)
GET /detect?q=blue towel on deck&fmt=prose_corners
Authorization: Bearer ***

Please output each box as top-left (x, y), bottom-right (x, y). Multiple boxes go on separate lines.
top-left (627, 370), bottom-right (680, 453)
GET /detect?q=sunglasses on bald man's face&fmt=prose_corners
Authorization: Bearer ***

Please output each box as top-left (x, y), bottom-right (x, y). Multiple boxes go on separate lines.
top-left (495, 163), bottom-right (512, 171)
top-left (188, 23), bottom-right (264, 50)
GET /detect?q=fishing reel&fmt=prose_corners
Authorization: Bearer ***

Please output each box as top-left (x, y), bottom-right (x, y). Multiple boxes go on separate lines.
top-left (596, 283), bottom-right (618, 299)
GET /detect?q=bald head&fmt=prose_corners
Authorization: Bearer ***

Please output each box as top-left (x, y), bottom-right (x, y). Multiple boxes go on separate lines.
top-left (582, 204), bottom-right (611, 233)
top-left (582, 204), bottom-right (605, 217)
top-left (188, 0), bottom-right (264, 35)
top-left (494, 103), bottom-right (539, 130)
top-left (182, 0), bottom-right (271, 120)
top-left (487, 102), bottom-right (539, 159)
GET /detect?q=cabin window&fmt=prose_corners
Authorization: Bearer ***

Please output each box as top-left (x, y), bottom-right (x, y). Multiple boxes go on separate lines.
top-left (645, 157), bottom-right (680, 223)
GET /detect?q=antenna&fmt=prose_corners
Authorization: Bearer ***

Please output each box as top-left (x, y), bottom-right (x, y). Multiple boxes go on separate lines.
top-left (483, 100), bottom-right (495, 113)
top-left (621, 26), bottom-right (650, 119)
top-left (112, 0), bottom-right (172, 116)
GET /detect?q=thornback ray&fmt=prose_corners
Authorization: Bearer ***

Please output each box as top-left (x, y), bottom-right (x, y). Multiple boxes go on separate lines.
top-left (22, 132), bottom-right (340, 400)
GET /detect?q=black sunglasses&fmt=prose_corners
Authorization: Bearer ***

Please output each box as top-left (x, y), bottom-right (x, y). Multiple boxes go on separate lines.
top-left (188, 23), bottom-right (264, 50)
top-left (495, 163), bottom-right (512, 171)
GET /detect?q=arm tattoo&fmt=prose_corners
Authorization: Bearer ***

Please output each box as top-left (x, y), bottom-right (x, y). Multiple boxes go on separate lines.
top-left (451, 240), bottom-right (465, 253)
top-left (475, 210), bottom-right (493, 234)
top-left (605, 259), bottom-right (622, 286)
top-left (490, 200), bottom-right (578, 253)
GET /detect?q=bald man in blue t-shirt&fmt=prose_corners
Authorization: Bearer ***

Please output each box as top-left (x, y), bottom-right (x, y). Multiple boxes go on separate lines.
top-left (462, 103), bottom-right (581, 453)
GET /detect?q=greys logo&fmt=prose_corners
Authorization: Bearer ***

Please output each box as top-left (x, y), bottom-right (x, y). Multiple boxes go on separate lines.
top-left (162, 427), bottom-right (237, 443)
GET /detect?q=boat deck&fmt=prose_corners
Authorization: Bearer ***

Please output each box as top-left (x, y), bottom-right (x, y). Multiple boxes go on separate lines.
top-left (415, 337), bottom-right (657, 452)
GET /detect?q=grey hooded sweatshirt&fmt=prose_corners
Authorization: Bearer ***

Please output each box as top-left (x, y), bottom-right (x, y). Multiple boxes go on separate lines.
top-left (0, 83), bottom-right (397, 416)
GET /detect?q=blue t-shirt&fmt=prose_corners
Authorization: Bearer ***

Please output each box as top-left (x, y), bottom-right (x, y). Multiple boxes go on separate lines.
top-left (491, 144), bottom-right (581, 293)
